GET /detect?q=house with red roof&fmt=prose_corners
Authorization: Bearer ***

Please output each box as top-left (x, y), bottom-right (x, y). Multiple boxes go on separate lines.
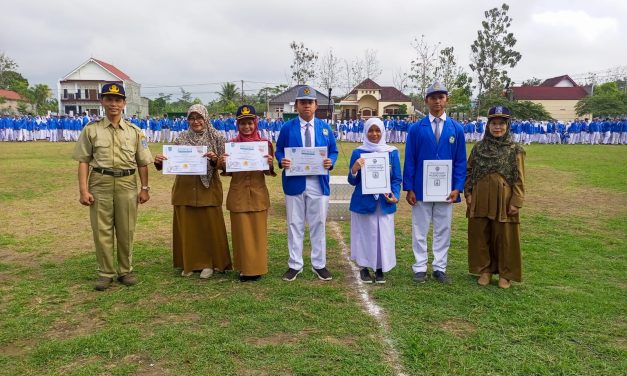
top-left (0, 89), bottom-right (26, 114)
top-left (338, 79), bottom-right (414, 120)
top-left (57, 58), bottom-right (148, 117)
top-left (509, 75), bottom-right (590, 121)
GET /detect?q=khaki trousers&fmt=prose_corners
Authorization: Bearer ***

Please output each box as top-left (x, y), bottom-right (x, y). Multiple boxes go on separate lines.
top-left (89, 173), bottom-right (138, 278)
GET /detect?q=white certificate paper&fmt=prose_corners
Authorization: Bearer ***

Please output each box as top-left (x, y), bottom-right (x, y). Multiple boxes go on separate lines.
top-left (422, 160), bottom-right (452, 202)
top-left (162, 145), bottom-right (207, 175)
top-left (225, 141), bottom-right (269, 172)
top-left (285, 147), bottom-right (328, 176)
top-left (361, 152), bottom-right (391, 195)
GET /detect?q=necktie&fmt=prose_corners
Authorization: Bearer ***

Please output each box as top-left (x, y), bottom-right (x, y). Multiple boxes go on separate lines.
top-left (304, 123), bottom-right (312, 147)
top-left (434, 117), bottom-right (441, 144)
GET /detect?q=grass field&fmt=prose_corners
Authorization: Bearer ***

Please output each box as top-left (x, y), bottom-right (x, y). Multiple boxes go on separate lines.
top-left (0, 141), bottom-right (625, 375)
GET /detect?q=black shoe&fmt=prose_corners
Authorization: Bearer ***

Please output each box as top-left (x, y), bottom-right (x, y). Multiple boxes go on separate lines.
top-left (360, 268), bottom-right (373, 284)
top-left (117, 273), bottom-right (137, 286)
top-left (95, 276), bottom-right (113, 291)
top-left (375, 269), bottom-right (386, 284)
top-left (413, 271), bottom-right (427, 283)
top-left (312, 267), bottom-right (333, 281)
top-left (432, 270), bottom-right (451, 284)
top-left (282, 268), bottom-right (302, 281)
top-left (239, 274), bottom-right (261, 282)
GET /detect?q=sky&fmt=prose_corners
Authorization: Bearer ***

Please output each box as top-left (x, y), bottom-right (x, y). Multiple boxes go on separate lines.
top-left (2, 0), bottom-right (626, 102)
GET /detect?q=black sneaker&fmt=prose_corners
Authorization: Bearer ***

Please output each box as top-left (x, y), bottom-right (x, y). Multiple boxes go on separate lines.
top-left (413, 271), bottom-right (427, 283)
top-left (359, 268), bottom-right (373, 284)
top-left (282, 268), bottom-right (302, 281)
top-left (375, 269), bottom-right (386, 284)
top-left (312, 267), bottom-right (333, 281)
top-left (239, 274), bottom-right (261, 282)
top-left (432, 270), bottom-right (451, 284)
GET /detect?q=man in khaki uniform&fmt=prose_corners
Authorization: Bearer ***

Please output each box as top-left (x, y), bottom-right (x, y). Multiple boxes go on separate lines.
top-left (73, 83), bottom-right (153, 291)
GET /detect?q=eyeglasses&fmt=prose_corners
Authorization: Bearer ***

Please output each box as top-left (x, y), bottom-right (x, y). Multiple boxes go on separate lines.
top-left (188, 116), bottom-right (204, 122)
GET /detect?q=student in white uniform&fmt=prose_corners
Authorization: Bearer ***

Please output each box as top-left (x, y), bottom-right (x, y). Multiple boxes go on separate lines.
top-left (275, 85), bottom-right (339, 281)
top-left (348, 118), bottom-right (402, 284)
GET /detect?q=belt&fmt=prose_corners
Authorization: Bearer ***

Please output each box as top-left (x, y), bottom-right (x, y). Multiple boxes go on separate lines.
top-left (92, 167), bottom-right (136, 177)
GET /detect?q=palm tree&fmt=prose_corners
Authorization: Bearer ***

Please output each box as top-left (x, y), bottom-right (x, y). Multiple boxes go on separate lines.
top-left (218, 82), bottom-right (239, 104)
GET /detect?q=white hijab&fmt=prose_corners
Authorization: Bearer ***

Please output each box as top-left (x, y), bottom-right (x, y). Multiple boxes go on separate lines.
top-left (357, 117), bottom-right (397, 152)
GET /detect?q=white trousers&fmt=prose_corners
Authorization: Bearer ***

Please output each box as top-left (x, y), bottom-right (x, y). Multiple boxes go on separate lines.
top-left (285, 188), bottom-right (329, 270)
top-left (350, 205), bottom-right (396, 272)
top-left (411, 201), bottom-right (453, 273)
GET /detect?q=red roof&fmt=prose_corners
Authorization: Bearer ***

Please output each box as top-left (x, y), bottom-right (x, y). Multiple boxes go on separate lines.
top-left (0, 89), bottom-right (22, 101)
top-left (380, 87), bottom-right (411, 102)
top-left (354, 78), bottom-right (381, 90)
top-left (510, 86), bottom-right (588, 100)
top-left (93, 58), bottom-right (133, 82)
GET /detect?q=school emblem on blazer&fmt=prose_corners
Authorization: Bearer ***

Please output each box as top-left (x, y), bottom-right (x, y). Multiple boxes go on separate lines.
top-left (449, 136), bottom-right (455, 144)
top-left (323, 128), bottom-right (328, 136)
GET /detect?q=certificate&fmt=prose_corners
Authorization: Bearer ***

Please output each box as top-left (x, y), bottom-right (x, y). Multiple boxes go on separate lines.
top-left (285, 147), bottom-right (327, 176)
top-left (360, 152), bottom-right (391, 195)
top-left (225, 141), bottom-right (269, 172)
top-left (162, 145), bottom-right (207, 175)
top-left (422, 160), bottom-right (452, 202)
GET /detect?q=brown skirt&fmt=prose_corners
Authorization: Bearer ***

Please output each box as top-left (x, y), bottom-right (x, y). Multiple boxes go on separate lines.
top-left (231, 210), bottom-right (268, 276)
top-left (173, 205), bottom-right (232, 273)
top-left (468, 217), bottom-right (522, 282)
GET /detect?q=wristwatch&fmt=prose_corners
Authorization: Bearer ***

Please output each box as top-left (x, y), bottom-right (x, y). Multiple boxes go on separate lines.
top-left (141, 186), bottom-right (151, 192)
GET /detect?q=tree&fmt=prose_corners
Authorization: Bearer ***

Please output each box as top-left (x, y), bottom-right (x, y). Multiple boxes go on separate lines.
top-left (448, 72), bottom-right (474, 117)
top-left (27, 84), bottom-right (52, 115)
top-left (575, 82), bottom-right (627, 117)
top-left (149, 93), bottom-right (172, 115)
top-left (363, 49), bottom-right (383, 80)
top-left (341, 58), bottom-right (365, 95)
top-left (409, 35), bottom-right (439, 112)
top-left (435, 46), bottom-right (461, 91)
top-left (289, 41), bottom-right (318, 85)
top-left (317, 48), bottom-right (341, 94)
top-left (392, 69), bottom-right (410, 93)
top-left (470, 3), bottom-right (522, 100)
top-left (218, 82), bottom-right (238, 104)
top-left (398, 104), bottom-right (408, 115)
top-left (0, 70), bottom-right (29, 94)
top-left (0, 53), bottom-right (19, 89)
top-left (521, 77), bottom-right (542, 86)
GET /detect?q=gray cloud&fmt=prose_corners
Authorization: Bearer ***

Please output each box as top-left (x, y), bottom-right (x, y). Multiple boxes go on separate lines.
top-left (1, 0), bottom-right (625, 102)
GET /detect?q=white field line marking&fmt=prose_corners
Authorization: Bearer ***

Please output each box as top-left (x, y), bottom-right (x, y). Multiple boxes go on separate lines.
top-left (330, 221), bottom-right (407, 376)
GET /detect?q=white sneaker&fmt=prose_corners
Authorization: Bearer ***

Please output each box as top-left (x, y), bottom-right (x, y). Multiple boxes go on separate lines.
top-left (181, 270), bottom-right (193, 277)
top-left (199, 268), bottom-right (214, 279)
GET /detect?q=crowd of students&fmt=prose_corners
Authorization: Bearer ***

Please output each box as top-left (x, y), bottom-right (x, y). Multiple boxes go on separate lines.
top-left (3, 112), bottom-right (626, 146)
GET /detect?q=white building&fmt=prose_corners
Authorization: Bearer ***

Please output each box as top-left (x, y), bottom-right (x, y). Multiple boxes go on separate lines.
top-left (58, 58), bottom-right (148, 118)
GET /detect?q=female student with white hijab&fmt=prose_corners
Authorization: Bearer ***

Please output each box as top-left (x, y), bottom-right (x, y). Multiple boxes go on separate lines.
top-left (348, 118), bottom-right (403, 283)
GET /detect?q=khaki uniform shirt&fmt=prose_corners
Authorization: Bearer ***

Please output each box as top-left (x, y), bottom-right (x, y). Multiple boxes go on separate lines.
top-left (72, 118), bottom-right (152, 168)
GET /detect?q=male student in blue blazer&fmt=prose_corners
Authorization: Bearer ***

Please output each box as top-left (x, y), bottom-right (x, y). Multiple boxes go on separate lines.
top-left (275, 85), bottom-right (339, 281)
top-left (403, 81), bottom-right (467, 284)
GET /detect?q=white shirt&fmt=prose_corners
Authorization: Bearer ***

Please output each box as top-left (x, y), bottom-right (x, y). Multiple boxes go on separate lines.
top-left (299, 117), bottom-right (316, 146)
top-left (428, 112), bottom-right (448, 135)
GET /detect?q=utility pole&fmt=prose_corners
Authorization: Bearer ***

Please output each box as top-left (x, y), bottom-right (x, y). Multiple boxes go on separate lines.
top-left (241, 80), bottom-right (244, 105)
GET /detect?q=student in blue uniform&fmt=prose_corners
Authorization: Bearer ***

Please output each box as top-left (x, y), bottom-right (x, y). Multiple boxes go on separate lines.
top-left (348, 117), bottom-right (402, 284)
top-left (275, 85), bottom-right (339, 281)
top-left (403, 81), bottom-right (466, 284)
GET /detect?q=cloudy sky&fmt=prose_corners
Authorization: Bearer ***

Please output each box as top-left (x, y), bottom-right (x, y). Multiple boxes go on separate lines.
top-left (2, 0), bottom-right (625, 101)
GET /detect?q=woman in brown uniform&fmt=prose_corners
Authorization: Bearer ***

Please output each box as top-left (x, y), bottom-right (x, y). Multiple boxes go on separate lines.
top-left (465, 106), bottom-right (525, 289)
top-left (219, 105), bottom-right (275, 282)
top-left (154, 104), bottom-right (231, 278)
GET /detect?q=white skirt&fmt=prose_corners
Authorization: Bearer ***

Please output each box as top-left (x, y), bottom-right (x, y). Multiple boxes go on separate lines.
top-left (350, 204), bottom-right (396, 272)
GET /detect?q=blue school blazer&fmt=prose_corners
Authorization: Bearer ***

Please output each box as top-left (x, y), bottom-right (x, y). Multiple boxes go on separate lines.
top-left (402, 115), bottom-right (467, 202)
top-left (275, 117), bottom-right (339, 196)
top-left (347, 149), bottom-right (402, 215)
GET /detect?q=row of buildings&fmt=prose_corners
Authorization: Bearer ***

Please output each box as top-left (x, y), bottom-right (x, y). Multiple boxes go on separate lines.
top-left (0, 57), bottom-right (592, 122)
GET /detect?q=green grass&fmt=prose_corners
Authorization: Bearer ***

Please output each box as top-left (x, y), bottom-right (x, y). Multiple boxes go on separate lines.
top-left (0, 141), bottom-right (625, 375)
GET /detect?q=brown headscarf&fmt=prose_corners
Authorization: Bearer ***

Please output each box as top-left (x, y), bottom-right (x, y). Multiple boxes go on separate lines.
top-left (174, 104), bottom-right (225, 188)
top-left (469, 117), bottom-right (524, 187)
